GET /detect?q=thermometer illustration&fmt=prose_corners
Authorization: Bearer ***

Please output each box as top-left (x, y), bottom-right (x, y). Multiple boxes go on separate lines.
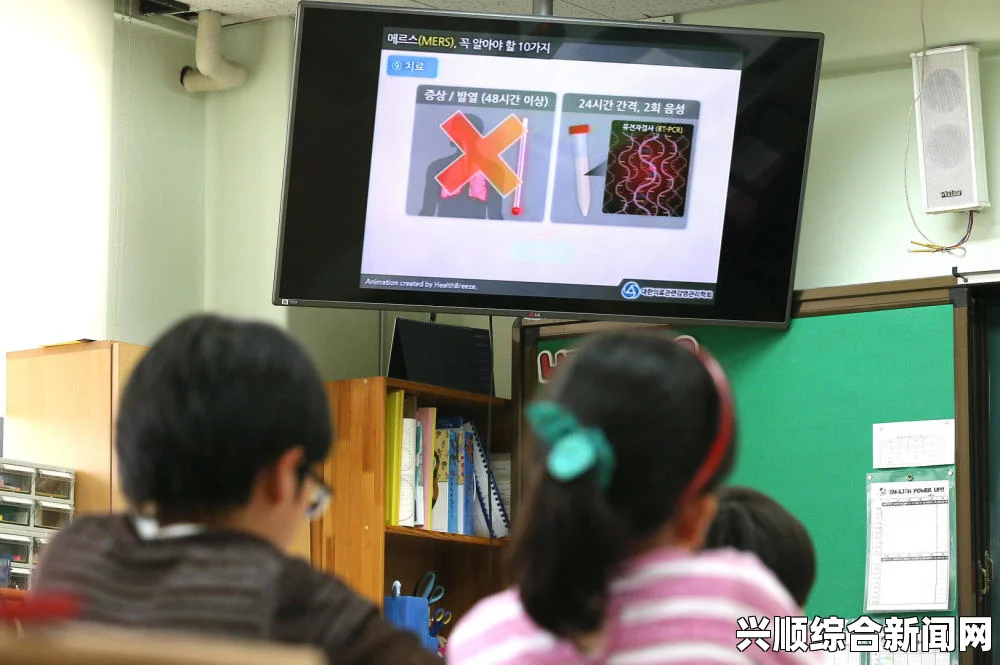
top-left (511, 117), bottom-right (529, 216)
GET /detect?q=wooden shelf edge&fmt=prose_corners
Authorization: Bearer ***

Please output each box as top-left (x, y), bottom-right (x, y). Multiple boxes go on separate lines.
top-left (385, 378), bottom-right (507, 407)
top-left (385, 524), bottom-right (507, 547)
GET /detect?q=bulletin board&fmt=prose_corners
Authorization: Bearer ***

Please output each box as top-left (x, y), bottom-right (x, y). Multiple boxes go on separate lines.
top-left (526, 305), bottom-right (957, 622)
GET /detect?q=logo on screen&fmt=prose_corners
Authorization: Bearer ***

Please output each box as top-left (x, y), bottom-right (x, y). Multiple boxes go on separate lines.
top-left (621, 281), bottom-right (641, 300)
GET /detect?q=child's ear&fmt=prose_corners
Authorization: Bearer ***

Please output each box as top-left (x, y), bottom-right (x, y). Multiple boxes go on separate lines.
top-left (267, 447), bottom-right (306, 504)
top-left (674, 494), bottom-right (719, 548)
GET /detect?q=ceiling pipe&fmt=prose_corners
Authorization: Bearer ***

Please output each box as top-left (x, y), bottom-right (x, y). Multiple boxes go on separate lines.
top-left (180, 11), bottom-right (247, 92)
top-left (532, 0), bottom-right (553, 16)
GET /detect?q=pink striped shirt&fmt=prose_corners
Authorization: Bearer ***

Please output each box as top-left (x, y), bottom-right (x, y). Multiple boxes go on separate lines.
top-left (447, 547), bottom-right (821, 665)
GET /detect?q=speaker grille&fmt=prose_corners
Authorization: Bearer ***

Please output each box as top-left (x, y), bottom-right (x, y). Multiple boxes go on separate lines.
top-left (925, 124), bottom-right (968, 170)
top-left (923, 67), bottom-right (964, 113)
top-left (913, 48), bottom-right (977, 209)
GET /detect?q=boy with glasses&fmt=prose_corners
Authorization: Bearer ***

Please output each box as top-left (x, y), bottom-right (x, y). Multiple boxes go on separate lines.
top-left (34, 314), bottom-right (438, 665)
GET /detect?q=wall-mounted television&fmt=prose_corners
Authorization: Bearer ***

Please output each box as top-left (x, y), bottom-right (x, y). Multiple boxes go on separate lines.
top-left (273, 3), bottom-right (823, 328)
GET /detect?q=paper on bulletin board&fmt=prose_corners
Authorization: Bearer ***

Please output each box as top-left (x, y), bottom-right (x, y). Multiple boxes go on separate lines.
top-left (870, 648), bottom-right (954, 665)
top-left (821, 651), bottom-right (861, 665)
top-left (870, 630), bottom-right (956, 665)
top-left (865, 474), bottom-right (953, 613)
top-left (872, 420), bottom-right (955, 469)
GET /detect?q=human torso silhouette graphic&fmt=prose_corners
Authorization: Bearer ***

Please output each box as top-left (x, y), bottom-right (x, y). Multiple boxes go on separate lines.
top-left (419, 113), bottom-right (504, 220)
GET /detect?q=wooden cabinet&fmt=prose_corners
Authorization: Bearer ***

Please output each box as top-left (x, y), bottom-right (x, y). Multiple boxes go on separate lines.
top-left (5, 342), bottom-right (146, 516)
top-left (5, 341), bottom-right (314, 561)
top-left (312, 377), bottom-right (515, 627)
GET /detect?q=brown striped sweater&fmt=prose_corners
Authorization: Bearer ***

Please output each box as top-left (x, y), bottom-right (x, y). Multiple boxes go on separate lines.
top-left (33, 515), bottom-right (439, 665)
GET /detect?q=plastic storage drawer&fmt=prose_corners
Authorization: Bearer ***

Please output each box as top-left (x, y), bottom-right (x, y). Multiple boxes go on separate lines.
top-left (35, 501), bottom-right (74, 530)
top-left (0, 497), bottom-right (32, 527)
top-left (34, 468), bottom-right (74, 501)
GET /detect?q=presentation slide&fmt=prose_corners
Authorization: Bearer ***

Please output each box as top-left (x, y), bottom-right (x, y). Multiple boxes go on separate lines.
top-left (360, 28), bottom-right (742, 305)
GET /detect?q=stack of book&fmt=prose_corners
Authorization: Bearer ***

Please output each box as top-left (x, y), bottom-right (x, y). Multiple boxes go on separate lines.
top-left (383, 390), bottom-right (509, 538)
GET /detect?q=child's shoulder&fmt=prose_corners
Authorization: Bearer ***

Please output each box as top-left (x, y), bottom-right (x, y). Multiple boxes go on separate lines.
top-left (614, 547), bottom-right (800, 612)
top-left (447, 589), bottom-right (558, 663)
top-left (449, 588), bottom-right (528, 645)
top-left (694, 547), bottom-right (798, 602)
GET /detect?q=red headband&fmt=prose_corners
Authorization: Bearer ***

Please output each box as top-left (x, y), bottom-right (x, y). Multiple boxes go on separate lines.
top-left (678, 346), bottom-right (735, 506)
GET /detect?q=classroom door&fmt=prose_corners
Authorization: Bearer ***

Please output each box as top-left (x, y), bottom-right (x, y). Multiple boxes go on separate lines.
top-left (987, 296), bottom-right (1000, 665)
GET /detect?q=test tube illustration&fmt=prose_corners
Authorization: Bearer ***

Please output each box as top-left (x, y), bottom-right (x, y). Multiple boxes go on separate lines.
top-left (568, 124), bottom-right (591, 216)
top-left (511, 117), bottom-right (529, 216)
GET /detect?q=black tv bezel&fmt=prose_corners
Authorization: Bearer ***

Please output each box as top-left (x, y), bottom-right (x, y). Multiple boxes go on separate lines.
top-left (273, 2), bottom-right (824, 329)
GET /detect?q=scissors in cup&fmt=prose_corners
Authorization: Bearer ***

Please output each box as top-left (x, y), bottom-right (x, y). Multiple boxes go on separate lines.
top-left (429, 608), bottom-right (452, 637)
top-left (413, 571), bottom-right (445, 606)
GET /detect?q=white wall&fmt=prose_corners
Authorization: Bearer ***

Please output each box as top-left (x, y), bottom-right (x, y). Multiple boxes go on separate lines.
top-left (203, 18), bottom-right (293, 326)
top-left (0, 0), bottom-right (114, 415)
top-left (110, 18), bottom-right (206, 346)
top-left (202, 18), bottom-right (380, 381)
top-left (682, 0), bottom-right (1000, 289)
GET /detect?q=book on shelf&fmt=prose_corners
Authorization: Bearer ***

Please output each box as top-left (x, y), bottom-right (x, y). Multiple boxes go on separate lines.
top-left (384, 401), bottom-right (509, 538)
top-left (490, 453), bottom-right (512, 521)
top-left (436, 417), bottom-right (475, 535)
top-left (461, 430), bottom-right (475, 536)
top-left (399, 415), bottom-right (417, 528)
top-left (414, 420), bottom-right (425, 527)
top-left (415, 407), bottom-right (437, 529)
top-left (465, 422), bottom-right (510, 539)
top-left (384, 390), bottom-right (404, 525)
top-left (430, 429), bottom-right (451, 533)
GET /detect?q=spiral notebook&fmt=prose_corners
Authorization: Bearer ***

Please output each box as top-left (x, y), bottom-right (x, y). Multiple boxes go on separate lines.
top-left (462, 422), bottom-right (510, 539)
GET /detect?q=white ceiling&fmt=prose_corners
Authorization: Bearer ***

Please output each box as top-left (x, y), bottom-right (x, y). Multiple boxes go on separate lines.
top-left (177, 0), bottom-right (775, 24)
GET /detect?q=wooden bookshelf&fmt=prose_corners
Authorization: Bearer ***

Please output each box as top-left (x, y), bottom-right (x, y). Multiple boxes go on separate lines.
top-left (385, 524), bottom-right (507, 548)
top-left (311, 376), bottom-right (515, 637)
top-left (384, 378), bottom-right (506, 408)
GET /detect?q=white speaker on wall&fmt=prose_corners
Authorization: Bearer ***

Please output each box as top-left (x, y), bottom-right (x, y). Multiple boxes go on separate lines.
top-left (911, 45), bottom-right (990, 214)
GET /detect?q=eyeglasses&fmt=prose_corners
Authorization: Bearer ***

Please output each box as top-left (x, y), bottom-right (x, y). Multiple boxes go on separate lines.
top-left (305, 469), bottom-right (332, 521)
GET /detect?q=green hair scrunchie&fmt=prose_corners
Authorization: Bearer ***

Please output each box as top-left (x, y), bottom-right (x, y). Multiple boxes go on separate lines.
top-left (526, 401), bottom-right (616, 489)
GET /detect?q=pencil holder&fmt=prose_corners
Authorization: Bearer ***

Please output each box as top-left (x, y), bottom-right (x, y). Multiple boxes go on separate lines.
top-left (384, 593), bottom-right (435, 652)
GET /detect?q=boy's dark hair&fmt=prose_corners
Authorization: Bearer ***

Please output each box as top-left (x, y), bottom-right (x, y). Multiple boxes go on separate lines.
top-left (509, 330), bottom-right (736, 638)
top-left (116, 314), bottom-right (332, 520)
top-left (705, 486), bottom-right (816, 607)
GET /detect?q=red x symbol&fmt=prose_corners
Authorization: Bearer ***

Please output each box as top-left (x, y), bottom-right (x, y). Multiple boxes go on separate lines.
top-left (435, 112), bottom-right (526, 198)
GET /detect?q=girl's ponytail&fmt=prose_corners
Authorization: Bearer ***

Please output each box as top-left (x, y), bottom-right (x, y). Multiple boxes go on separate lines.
top-left (509, 402), bottom-right (625, 637)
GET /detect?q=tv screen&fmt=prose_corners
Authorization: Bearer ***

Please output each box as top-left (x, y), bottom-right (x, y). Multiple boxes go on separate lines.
top-left (274, 3), bottom-right (823, 327)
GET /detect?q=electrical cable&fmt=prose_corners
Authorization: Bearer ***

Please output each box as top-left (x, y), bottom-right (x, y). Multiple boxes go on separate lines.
top-left (910, 211), bottom-right (974, 253)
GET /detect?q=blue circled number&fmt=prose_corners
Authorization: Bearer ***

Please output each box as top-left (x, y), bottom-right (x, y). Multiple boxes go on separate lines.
top-left (387, 55), bottom-right (438, 78)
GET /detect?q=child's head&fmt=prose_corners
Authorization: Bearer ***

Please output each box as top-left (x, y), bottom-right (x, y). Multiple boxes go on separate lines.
top-left (705, 486), bottom-right (816, 607)
top-left (116, 314), bottom-right (332, 550)
top-left (510, 330), bottom-right (737, 637)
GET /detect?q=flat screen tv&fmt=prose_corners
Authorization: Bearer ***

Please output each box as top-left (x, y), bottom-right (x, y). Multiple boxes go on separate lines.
top-left (274, 3), bottom-right (823, 328)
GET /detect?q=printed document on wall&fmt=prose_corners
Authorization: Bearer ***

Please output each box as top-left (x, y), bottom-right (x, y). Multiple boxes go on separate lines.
top-left (866, 479), bottom-right (951, 612)
top-left (872, 419), bottom-right (954, 469)
top-left (821, 651), bottom-right (861, 665)
top-left (871, 629), bottom-right (956, 665)
top-left (871, 651), bottom-right (953, 665)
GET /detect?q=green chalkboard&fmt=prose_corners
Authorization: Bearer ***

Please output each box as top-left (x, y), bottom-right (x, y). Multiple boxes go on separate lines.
top-left (533, 305), bottom-right (956, 621)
